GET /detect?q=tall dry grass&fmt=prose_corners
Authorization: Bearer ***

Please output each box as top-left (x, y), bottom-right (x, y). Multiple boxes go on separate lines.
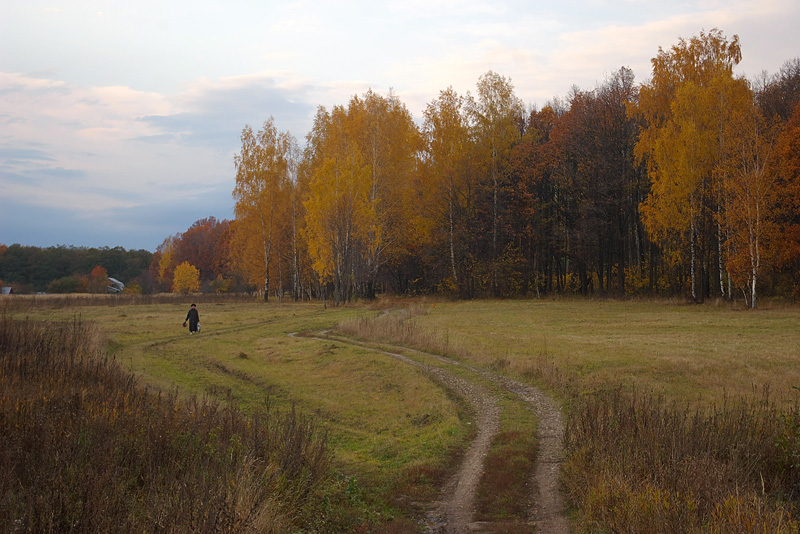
top-left (0, 315), bottom-right (339, 533)
top-left (563, 386), bottom-right (800, 532)
top-left (340, 306), bottom-right (465, 359)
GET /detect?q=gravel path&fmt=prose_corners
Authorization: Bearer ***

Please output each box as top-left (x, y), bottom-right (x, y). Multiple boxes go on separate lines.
top-left (298, 332), bottom-right (568, 533)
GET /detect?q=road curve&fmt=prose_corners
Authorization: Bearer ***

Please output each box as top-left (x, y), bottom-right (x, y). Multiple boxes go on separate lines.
top-left (293, 331), bottom-right (568, 533)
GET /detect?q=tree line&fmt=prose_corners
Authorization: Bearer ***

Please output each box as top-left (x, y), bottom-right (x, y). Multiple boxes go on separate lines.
top-left (0, 217), bottom-right (240, 295)
top-left (0, 244), bottom-right (153, 294)
top-left (225, 29), bottom-right (800, 307)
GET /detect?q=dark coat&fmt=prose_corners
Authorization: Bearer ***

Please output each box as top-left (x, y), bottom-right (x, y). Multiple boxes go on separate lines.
top-left (185, 307), bottom-right (199, 332)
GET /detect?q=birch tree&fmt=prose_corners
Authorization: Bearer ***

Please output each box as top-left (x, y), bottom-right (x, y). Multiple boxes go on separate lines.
top-left (634, 29), bottom-right (743, 301)
top-left (303, 105), bottom-right (372, 305)
top-left (467, 71), bottom-right (524, 295)
top-left (231, 118), bottom-right (297, 301)
top-left (720, 103), bottom-right (781, 308)
top-left (422, 87), bottom-right (471, 289)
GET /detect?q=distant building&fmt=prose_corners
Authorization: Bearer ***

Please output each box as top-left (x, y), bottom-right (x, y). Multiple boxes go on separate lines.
top-left (1, 287), bottom-right (13, 295)
top-left (107, 278), bottom-right (125, 293)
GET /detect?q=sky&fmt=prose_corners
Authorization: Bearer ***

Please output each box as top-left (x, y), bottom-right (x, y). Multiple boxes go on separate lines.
top-left (2, 0), bottom-right (798, 252)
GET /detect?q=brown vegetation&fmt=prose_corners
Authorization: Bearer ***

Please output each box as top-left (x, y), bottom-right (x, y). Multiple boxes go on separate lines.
top-left (0, 314), bottom-right (342, 533)
top-left (562, 387), bottom-right (800, 532)
top-left (0, 291), bottom-right (257, 313)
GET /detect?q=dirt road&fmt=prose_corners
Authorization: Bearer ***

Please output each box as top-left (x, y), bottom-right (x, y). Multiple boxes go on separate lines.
top-left (305, 332), bottom-right (569, 533)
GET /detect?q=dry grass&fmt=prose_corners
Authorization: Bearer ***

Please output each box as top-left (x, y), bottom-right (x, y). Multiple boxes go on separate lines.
top-left (412, 298), bottom-right (800, 404)
top-left (563, 387), bottom-right (800, 532)
top-left (0, 314), bottom-right (344, 533)
top-left (0, 292), bottom-right (258, 313)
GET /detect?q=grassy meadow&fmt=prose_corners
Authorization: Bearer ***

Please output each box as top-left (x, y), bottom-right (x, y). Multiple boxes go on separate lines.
top-left (4, 294), bottom-right (800, 532)
top-left (404, 298), bottom-right (800, 404)
top-left (3, 296), bottom-right (471, 531)
top-left (392, 298), bottom-right (800, 531)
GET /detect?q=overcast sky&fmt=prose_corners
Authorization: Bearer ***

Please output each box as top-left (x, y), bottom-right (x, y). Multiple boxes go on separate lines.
top-left (2, 0), bottom-right (798, 251)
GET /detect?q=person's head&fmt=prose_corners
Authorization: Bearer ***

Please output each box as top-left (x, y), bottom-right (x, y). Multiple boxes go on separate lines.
top-left (191, 303), bottom-right (196, 308)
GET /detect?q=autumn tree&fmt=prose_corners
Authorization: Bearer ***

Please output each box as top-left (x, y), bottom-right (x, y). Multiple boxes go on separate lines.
top-left (172, 261), bottom-right (200, 294)
top-left (303, 105), bottom-right (371, 305)
top-left (467, 71), bottom-right (525, 295)
top-left (634, 28), bottom-right (744, 301)
top-left (357, 90), bottom-right (421, 297)
top-left (756, 58), bottom-right (800, 122)
top-left (176, 217), bottom-right (230, 282)
top-left (302, 91), bottom-right (420, 302)
top-left (717, 99), bottom-right (783, 308)
top-left (505, 103), bottom-right (567, 295)
top-left (770, 101), bottom-right (800, 297)
top-left (231, 118), bottom-right (298, 301)
top-left (152, 236), bottom-right (178, 292)
top-left (88, 265), bottom-right (108, 294)
top-left (420, 87), bottom-right (473, 292)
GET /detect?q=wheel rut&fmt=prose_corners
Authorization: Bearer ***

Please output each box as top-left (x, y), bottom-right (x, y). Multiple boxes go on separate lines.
top-left (296, 331), bottom-right (569, 533)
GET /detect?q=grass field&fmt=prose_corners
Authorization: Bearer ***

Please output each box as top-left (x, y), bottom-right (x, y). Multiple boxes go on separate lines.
top-left (407, 298), bottom-right (800, 405)
top-left (6, 295), bottom-right (800, 531)
top-left (341, 297), bottom-right (800, 531)
top-left (11, 298), bottom-right (471, 526)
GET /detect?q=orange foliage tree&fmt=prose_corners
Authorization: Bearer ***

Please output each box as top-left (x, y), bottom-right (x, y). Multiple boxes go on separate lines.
top-left (772, 101), bottom-right (800, 297)
top-left (177, 217), bottom-right (230, 282)
top-left (718, 100), bottom-right (783, 308)
top-left (88, 265), bottom-right (108, 294)
top-left (302, 91), bottom-right (420, 303)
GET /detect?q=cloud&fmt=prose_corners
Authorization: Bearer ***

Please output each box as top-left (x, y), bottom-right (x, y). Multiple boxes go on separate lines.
top-left (0, 147), bottom-right (55, 165)
top-left (0, 69), bottom-right (324, 250)
top-left (138, 73), bottom-right (317, 147)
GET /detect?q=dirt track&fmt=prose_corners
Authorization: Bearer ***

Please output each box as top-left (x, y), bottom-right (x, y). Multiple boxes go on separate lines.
top-left (305, 332), bottom-right (569, 533)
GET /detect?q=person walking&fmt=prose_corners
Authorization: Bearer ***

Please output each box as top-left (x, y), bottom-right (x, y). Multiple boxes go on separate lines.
top-left (184, 303), bottom-right (200, 335)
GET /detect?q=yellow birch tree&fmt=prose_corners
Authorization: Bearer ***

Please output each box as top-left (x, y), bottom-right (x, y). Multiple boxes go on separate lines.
top-left (303, 104), bottom-right (372, 305)
top-left (421, 86), bottom-right (471, 289)
top-left (230, 118), bottom-right (297, 301)
top-left (634, 28), bottom-right (744, 301)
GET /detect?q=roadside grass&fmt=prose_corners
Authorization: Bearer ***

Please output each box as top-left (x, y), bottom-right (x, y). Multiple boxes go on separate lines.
top-left (6, 296), bottom-right (468, 529)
